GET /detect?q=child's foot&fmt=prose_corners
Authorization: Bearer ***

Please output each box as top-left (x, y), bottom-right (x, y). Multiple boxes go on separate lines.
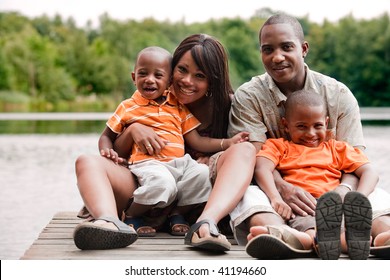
top-left (168, 215), bottom-right (190, 236)
top-left (124, 216), bottom-right (156, 237)
top-left (315, 191), bottom-right (343, 260)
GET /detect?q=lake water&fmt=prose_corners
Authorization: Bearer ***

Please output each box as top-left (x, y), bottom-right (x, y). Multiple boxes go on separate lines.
top-left (1, 126), bottom-right (390, 259)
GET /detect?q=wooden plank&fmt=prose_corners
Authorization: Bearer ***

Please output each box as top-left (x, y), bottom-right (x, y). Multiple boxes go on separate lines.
top-left (21, 211), bottom-right (379, 260)
top-left (21, 212), bottom-right (249, 260)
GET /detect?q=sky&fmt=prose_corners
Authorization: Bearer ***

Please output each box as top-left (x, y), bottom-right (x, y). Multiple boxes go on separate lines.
top-left (1, 0), bottom-right (390, 27)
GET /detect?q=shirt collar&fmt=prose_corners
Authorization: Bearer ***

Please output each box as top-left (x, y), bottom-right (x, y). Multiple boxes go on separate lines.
top-left (266, 64), bottom-right (318, 105)
top-left (132, 90), bottom-right (177, 106)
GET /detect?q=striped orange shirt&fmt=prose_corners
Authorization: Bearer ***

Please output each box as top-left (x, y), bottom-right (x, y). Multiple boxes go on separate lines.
top-left (107, 90), bottom-right (200, 163)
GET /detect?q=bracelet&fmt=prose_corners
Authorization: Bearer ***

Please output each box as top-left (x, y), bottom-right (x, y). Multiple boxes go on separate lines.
top-left (220, 138), bottom-right (225, 150)
top-left (339, 183), bottom-right (353, 191)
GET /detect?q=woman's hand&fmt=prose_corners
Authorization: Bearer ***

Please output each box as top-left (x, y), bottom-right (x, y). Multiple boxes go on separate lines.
top-left (196, 156), bottom-right (210, 165)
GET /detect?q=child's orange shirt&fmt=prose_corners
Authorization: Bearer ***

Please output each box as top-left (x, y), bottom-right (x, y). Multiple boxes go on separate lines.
top-left (107, 90), bottom-right (200, 164)
top-left (257, 138), bottom-right (369, 198)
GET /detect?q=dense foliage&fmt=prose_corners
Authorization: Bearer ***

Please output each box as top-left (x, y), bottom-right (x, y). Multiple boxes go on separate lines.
top-left (1, 8), bottom-right (389, 111)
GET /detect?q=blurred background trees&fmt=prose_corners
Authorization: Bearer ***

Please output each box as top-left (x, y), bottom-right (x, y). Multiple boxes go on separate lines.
top-left (1, 8), bottom-right (389, 112)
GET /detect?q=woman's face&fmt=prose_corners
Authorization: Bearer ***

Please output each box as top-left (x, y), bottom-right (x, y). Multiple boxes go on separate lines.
top-left (171, 50), bottom-right (209, 105)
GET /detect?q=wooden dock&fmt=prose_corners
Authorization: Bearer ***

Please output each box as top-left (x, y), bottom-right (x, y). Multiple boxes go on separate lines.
top-left (22, 212), bottom-right (386, 260)
top-left (21, 212), bottom-right (252, 260)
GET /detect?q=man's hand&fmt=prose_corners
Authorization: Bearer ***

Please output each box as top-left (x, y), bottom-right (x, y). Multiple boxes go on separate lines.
top-left (278, 182), bottom-right (317, 216)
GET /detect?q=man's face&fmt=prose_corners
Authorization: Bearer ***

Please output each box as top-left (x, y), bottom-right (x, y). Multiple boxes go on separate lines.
top-left (260, 23), bottom-right (308, 89)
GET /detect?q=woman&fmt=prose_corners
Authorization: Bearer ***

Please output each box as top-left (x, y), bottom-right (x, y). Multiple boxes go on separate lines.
top-left (114, 34), bottom-right (256, 251)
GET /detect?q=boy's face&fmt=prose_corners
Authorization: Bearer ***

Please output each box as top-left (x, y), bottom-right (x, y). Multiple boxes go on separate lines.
top-left (260, 23), bottom-right (308, 90)
top-left (132, 51), bottom-right (171, 100)
top-left (283, 105), bottom-right (329, 148)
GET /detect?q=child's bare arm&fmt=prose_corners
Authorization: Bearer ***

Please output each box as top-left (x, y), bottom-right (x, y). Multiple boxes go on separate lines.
top-left (184, 130), bottom-right (249, 153)
top-left (98, 127), bottom-right (122, 164)
top-left (353, 163), bottom-right (379, 197)
top-left (255, 157), bottom-right (293, 220)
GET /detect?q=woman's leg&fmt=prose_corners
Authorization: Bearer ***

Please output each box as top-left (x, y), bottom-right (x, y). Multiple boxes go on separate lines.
top-left (75, 154), bottom-right (136, 220)
top-left (196, 142), bottom-right (256, 238)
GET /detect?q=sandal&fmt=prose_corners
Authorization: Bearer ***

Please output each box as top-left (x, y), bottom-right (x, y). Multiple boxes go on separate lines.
top-left (184, 219), bottom-right (231, 251)
top-left (168, 215), bottom-right (190, 236)
top-left (344, 191), bottom-right (372, 260)
top-left (315, 191), bottom-right (343, 259)
top-left (123, 216), bottom-right (156, 237)
top-left (73, 216), bottom-right (138, 250)
top-left (370, 239), bottom-right (390, 259)
top-left (245, 225), bottom-right (314, 259)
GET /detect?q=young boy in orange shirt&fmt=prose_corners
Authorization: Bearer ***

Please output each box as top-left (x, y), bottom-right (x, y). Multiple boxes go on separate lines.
top-left (248, 89), bottom-right (378, 260)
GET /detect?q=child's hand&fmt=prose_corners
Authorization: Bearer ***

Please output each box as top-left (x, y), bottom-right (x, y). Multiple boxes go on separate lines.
top-left (100, 148), bottom-right (120, 164)
top-left (271, 199), bottom-right (293, 220)
top-left (224, 132), bottom-right (250, 149)
top-left (196, 156), bottom-right (210, 165)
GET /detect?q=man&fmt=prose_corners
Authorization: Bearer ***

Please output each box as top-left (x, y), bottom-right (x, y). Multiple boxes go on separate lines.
top-left (228, 13), bottom-right (390, 259)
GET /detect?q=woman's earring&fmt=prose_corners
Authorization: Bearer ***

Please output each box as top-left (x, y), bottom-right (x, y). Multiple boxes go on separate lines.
top-left (205, 91), bottom-right (213, 97)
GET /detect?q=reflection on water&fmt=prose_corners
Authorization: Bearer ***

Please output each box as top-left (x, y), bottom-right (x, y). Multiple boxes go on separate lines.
top-left (0, 126), bottom-right (389, 259)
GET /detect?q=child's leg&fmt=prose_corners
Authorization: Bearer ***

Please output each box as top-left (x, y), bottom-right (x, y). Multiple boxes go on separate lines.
top-left (170, 155), bottom-right (212, 234)
top-left (127, 161), bottom-right (178, 235)
top-left (124, 202), bottom-right (156, 236)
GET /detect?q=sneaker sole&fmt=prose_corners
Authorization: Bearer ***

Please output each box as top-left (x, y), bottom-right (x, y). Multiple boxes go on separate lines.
top-left (315, 191), bottom-right (343, 260)
top-left (344, 191), bottom-right (372, 260)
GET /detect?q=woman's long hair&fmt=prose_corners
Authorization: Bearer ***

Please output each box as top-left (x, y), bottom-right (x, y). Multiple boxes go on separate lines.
top-left (172, 34), bottom-right (233, 138)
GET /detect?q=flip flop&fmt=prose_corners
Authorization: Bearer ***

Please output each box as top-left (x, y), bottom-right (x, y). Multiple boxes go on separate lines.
top-left (184, 219), bottom-right (231, 251)
top-left (343, 191), bottom-right (372, 260)
top-left (245, 225), bottom-right (314, 259)
top-left (168, 215), bottom-right (190, 236)
top-left (315, 191), bottom-right (343, 259)
top-left (73, 216), bottom-right (138, 250)
top-left (123, 216), bottom-right (156, 237)
top-left (370, 239), bottom-right (390, 259)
